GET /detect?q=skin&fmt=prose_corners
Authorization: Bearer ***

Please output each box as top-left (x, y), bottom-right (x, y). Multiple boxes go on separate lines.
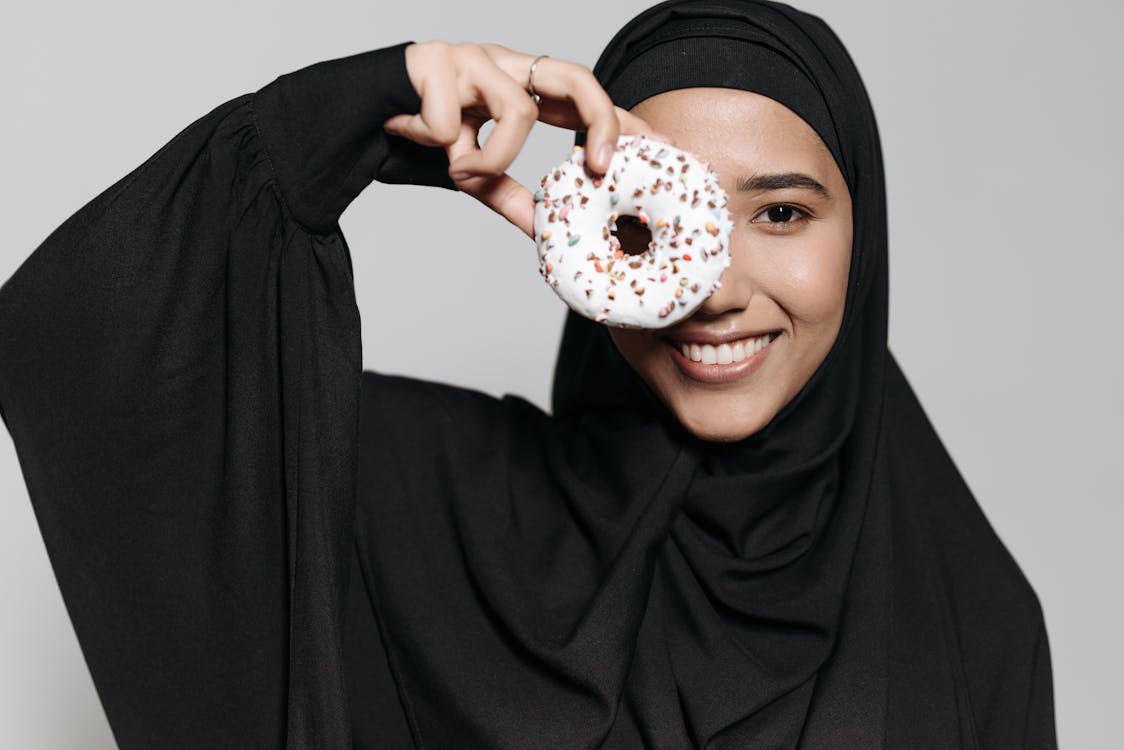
top-left (387, 41), bottom-right (671, 234)
top-left (390, 44), bottom-right (852, 443)
top-left (609, 89), bottom-right (853, 442)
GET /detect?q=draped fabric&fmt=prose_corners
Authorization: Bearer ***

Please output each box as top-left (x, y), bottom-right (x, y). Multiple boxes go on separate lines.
top-left (0, 2), bottom-right (1056, 748)
top-left (354, 3), bottom-right (1055, 747)
top-left (0, 43), bottom-right (427, 748)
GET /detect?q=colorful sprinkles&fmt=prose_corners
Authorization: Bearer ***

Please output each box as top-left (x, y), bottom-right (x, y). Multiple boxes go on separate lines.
top-left (533, 134), bottom-right (734, 328)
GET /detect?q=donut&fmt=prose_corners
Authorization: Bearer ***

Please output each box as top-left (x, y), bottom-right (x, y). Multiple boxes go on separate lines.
top-left (533, 134), bottom-right (734, 329)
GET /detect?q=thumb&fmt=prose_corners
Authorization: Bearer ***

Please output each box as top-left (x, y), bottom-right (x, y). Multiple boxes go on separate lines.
top-left (455, 173), bottom-right (535, 239)
top-left (445, 123), bottom-right (534, 238)
top-left (384, 113), bottom-right (453, 147)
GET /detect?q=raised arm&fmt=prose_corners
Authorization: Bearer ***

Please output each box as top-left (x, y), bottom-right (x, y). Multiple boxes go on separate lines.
top-left (0, 42), bottom-right (451, 748)
top-left (253, 41), bottom-right (454, 233)
top-left (0, 40), bottom-right (662, 748)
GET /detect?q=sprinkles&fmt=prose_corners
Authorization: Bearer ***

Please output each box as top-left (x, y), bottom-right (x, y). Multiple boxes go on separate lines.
top-left (533, 134), bottom-right (734, 328)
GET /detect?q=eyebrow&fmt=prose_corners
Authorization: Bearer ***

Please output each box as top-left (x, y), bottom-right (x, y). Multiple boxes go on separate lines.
top-left (736, 172), bottom-right (830, 198)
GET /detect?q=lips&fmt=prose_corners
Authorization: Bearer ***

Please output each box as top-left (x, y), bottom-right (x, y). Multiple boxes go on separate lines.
top-left (662, 330), bottom-right (781, 383)
top-left (673, 331), bottom-right (778, 364)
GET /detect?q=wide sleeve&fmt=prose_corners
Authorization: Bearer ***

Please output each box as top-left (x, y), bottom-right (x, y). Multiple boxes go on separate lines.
top-left (0, 41), bottom-right (447, 749)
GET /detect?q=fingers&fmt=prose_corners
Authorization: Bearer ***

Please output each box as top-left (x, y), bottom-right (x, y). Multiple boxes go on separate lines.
top-left (416, 59), bottom-right (462, 144)
top-left (384, 41), bottom-right (677, 238)
top-left (557, 65), bottom-right (620, 174)
top-left (494, 56), bottom-right (618, 175)
top-left (534, 102), bottom-right (675, 146)
top-left (458, 173), bottom-right (535, 238)
top-left (484, 51), bottom-right (674, 173)
top-left (445, 50), bottom-right (538, 179)
top-left (446, 122), bottom-right (534, 237)
top-left (385, 43), bottom-right (461, 147)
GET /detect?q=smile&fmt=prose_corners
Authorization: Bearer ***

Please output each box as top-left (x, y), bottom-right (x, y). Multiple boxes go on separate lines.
top-left (662, 331), bottom-right (781, 384)
top-left (676, 332), bottom-right (778, 364)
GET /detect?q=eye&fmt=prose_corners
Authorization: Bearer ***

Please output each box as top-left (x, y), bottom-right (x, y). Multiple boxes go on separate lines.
top-left (750, 204), bottom-right (810, 229)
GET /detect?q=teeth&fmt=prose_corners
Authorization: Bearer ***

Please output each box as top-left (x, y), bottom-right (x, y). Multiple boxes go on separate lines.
top-left (679, 333), bottom-right (775, 364)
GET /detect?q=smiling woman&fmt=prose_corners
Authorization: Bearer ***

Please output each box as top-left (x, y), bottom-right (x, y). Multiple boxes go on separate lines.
top-left (610, 87), bottom-right (853, 442)
top-left (0, 0), bottom-right (1071, 748)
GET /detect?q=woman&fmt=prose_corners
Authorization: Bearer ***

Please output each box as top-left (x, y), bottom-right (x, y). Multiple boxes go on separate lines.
top-left (0, 0), bottom-right (1056, 747)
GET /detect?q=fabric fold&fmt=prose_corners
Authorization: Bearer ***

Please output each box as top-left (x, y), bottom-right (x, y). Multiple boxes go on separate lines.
top-left (252, 41), bottom-right (449, 233)
top-left (0, 41), bottom-right (437, 748)
top-left (1, 7), bottom-right (1056, 748)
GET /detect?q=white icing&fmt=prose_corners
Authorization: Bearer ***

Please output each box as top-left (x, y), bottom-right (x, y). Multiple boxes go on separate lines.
top-left (533, 134), bottom-right (734, 329)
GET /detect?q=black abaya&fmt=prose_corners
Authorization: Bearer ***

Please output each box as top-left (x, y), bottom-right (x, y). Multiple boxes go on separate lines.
top-left (0, 3), bottom-right (1056, 748)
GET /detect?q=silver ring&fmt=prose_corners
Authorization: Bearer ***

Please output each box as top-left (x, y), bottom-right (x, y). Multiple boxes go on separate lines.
top-left (527, 54), bottom-right (549, 104)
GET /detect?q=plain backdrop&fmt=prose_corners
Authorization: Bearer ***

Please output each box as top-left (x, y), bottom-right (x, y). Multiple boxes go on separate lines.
top-left (1, 0), bottom-right (1120, 747)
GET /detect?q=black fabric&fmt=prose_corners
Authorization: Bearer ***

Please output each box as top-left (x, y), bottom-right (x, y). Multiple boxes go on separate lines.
top-left (589, 36), bottom-right (840, 185)
top-left (0, 43), bottom-right (427, 748)
top-left (549, 3), bottom-right (1057, 747)
top-left (0, 3), bottom-right (1056, 749)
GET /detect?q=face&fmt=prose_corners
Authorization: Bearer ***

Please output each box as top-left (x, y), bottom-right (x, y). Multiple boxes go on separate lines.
top-left (609, 88), bottom-right (853, 442)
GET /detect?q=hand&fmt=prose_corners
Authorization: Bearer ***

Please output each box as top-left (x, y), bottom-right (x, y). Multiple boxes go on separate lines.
top-left (384, 41), bottom-right (671, 238)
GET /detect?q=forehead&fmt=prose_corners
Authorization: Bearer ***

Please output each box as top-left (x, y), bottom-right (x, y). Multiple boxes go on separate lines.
top-left (630, 88), bottom-right (839, 185)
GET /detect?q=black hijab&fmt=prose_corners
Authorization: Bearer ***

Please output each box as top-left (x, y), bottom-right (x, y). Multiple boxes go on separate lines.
top-left (0, 0), bottom-right (1056, 746)
top-left (352, 2), bottom-right (1055, 748)
top-left (562, 0), bottom-right (891, 742)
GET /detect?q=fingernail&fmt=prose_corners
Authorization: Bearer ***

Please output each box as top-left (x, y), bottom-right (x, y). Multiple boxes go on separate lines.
top-left (598, 144), bottom-right (613, 171)
top-left (450, 171), bottom-right (472, 182)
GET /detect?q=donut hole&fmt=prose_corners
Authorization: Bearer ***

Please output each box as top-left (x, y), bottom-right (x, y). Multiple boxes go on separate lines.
top-left (612, 215), bottom-right (654, 256)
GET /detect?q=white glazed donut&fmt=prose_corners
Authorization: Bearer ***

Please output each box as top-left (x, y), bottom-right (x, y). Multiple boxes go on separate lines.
top-left (533, 134), bottom-right (734, 329)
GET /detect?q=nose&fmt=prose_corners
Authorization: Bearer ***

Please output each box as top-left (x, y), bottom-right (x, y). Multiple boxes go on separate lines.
top-left (693, 236), bottom-right (752, 318)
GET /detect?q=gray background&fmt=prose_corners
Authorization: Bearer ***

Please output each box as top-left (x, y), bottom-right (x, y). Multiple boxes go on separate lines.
top-left (1, 0), bottom-right (1120, 746)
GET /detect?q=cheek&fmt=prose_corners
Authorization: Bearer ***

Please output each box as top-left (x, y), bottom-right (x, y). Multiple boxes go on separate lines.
top-left (763, 226), bottom-right (850, 328)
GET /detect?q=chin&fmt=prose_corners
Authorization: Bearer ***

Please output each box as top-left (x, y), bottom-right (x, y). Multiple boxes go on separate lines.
top-left (666, 395), bottom-right (772, 443)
